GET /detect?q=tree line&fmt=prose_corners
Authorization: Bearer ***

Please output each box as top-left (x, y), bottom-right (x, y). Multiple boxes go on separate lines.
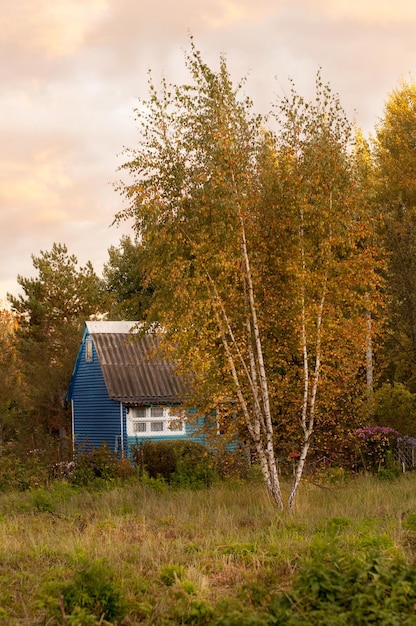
top-left (1, 44), bottom-right (416, 507)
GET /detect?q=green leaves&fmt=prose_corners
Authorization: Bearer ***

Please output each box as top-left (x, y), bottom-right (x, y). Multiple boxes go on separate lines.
top-left (103, 235), bottom-right (153, 320)
top-left (270, 537), bottom-right (416, 625)
top-left (117, 44), bottom-right (382, 508)
top-left (7, 243), bottom-right (104, 436)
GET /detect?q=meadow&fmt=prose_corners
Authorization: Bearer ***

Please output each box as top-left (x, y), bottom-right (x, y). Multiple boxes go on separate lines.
top-left (1, 470), bottom-right (416, 624)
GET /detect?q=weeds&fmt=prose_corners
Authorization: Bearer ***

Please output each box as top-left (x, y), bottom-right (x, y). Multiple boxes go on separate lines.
top-left (58, 557), bottom-right (127, 623)
top-left (269, 536), bottom-right (416, 624)
top-left (0, 474), bottom-right (415, 623)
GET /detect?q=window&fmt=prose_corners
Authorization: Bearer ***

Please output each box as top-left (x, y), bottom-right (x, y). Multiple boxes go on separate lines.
top-left (133, 422), bottom-right (147, 433)
top-left (85, 339), bottom-right (93, 362)
top-left (127, 405), bottom-right (185, 437)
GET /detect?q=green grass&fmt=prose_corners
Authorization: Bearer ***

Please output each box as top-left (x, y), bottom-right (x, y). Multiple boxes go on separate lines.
top-left (1, 472), bottom-right (416, 623)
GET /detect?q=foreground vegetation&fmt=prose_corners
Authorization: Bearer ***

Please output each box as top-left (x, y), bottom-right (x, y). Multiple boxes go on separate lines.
top-left (2, 471), bottom-right (416, 624)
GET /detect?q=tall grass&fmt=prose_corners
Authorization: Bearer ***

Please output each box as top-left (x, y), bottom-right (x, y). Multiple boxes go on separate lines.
top-left (1, 473), bottom-right (416, 623)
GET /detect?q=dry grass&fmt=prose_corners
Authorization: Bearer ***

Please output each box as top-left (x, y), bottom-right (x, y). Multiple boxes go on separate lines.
top-left (1, 472), bottom-right (416, 623)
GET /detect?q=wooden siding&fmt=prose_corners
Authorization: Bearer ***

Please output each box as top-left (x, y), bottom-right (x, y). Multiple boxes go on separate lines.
top-left (71, 332), bottom-right (122, 453)
top-left (68, 323), bottom-right (208, 455)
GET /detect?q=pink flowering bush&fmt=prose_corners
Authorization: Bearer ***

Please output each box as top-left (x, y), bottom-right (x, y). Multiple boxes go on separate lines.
top-left (355, 426), bottom-right (400, 473)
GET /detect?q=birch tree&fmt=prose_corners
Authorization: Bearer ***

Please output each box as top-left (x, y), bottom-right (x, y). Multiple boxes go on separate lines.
top-left (117, 46), bottom-right (381, 509)
top-left (117, 42), bottom-right (284, 507)
top-left (267, 78), bottom-right (382, 507)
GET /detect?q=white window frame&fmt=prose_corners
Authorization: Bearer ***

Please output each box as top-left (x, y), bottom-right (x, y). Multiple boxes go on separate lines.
top-left (127, 405), bottom-right (185, 437)
top-left (85, 338), bottom-right (93, 362)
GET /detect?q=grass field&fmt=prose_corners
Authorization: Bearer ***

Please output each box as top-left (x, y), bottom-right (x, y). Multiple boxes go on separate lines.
top-left (1, 470), bottom-right (416, 624)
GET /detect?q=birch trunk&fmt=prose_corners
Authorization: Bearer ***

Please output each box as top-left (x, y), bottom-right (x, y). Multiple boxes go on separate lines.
top-left (287, 202), bottom-right (329, 510)
top-left (288, 440), bottom-right (311, 510)
top-left (365, 300), bottom-right (375, 417)
top-left (220, 319), bottom-right (284, 509)
top-left (210, 275), bottom-right (284, 510)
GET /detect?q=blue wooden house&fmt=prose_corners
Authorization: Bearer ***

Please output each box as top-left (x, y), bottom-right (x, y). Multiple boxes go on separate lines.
top-left (67, 321), bottom-right (202, 456)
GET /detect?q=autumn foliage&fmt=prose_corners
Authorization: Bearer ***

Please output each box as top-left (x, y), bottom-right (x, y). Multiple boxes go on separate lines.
top-left (116, 45), bottom-right (382, 508)
top-left (2, 45), bottom-right (416, 509)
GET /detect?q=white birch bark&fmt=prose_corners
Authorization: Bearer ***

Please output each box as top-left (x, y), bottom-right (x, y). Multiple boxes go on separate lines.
top-left (210, 272), bottom-right (284, 509)
top-left (177, 158), bottom-right (284, 507)
top-left (365, 296), bottom-right (375, 417)
top-left (287, 200), bottom-right (330, 510)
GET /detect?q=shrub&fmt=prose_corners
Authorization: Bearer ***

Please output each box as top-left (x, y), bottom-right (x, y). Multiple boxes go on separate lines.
top-left (31, 488), bottom-right (55, 513)
top-left (374, 382), bottom-right (416, 437)
top-left (131, 440), bottom-right (217, 488)
top-left (354, 426), bottom-right (400, 473)
top-left (69, 444), bottom-right (133, 487)
top-left (59, 557), bottom-right (127, 623)
top-left (0, 453), bottom-right (49, 491)
top-left (268, 538), bottom-right (416, 625)
top-left (160, 564), bottom-right (184, 586)
top-left (213, 446), bottom-right (251, 479)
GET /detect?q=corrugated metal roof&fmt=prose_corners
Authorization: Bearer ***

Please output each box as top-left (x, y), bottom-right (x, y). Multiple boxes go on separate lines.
top-left (90, 327), bottom-right (185, 404)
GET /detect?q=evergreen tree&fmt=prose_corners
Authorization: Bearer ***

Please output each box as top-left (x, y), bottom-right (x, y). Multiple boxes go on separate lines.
top-left (8, 243), bottom-right (104, 443)
top-left (103, 235), bottom-right (153, 320)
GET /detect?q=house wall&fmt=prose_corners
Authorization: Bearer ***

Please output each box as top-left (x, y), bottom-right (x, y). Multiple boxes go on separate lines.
top-left (70, 330), bottom-right (206, 455)
top-left (71, 332), bottom-right (122, 453)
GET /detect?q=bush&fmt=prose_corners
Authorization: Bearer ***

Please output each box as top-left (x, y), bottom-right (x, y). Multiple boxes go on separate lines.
top-left (131, 440), bottom-right (217, 488)
top-left (160, 563), bottom-right (184, 586)
top-left (0, 453), bottom-right (49, 491)
top-left (268, 538), bottom-right (416, 625)
top-left (59, 557), bottom-right (127, 623)
top-left (374, 382), bottom-right (416, 437)
top-left (354, 426), bottom-right (400, 473)
top-left (213, 446), bottom-right (251, 479)
top-left (69, 444), bottom-right (135, 487)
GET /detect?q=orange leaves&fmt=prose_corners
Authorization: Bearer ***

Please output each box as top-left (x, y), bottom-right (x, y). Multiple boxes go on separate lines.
top-left (116, 46), bottom-right (389, 508)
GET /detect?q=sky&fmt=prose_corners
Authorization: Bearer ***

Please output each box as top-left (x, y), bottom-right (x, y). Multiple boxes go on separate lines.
top-left (1, 0), bottom-right (416, 305)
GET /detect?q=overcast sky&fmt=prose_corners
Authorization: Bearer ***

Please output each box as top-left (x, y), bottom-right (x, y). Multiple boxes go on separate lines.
top-left (1, 0), bottom-right (415, 304)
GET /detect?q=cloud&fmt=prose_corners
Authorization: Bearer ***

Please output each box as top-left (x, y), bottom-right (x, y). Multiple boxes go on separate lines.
top-left (309, 0), bottom-right (416, 23)
top-left (0, 1), bottom-right (109, 57)
top-left (1, 0), bottom-right (416, 304)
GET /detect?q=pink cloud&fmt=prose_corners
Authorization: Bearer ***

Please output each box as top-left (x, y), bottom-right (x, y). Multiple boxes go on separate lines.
top-left (1, 0), bottom-right (416, 303)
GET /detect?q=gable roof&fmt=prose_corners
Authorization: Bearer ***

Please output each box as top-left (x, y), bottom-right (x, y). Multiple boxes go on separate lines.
top-left (71, 321), bottom-right (186, 405)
